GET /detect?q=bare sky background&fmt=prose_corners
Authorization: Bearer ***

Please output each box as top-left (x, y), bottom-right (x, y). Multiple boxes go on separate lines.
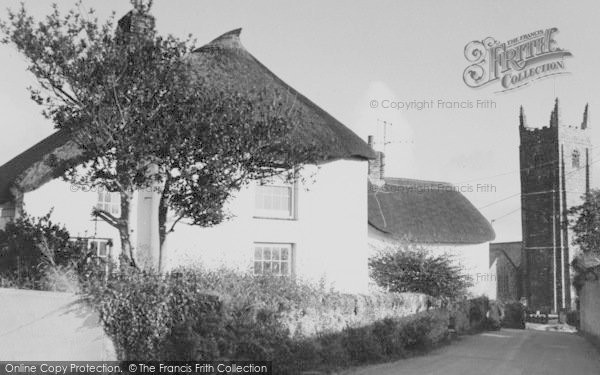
top-left (1, 0), bottom-right (599, 242)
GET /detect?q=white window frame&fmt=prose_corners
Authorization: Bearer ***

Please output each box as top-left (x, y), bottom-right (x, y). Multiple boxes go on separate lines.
top-left (96, 188), bottom-right (121, 217)
top-left (253, 243), bottom-right (294, 276)
top-left (88, 238), bottom-right (112, 259)
top-left (254, 175), bottom-right (297, 219)
top-left (68, 237), bottom-right (113, 259)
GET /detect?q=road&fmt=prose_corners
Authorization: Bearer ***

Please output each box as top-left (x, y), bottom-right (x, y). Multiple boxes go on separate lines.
top-left (0, 288), bottom-right (115, 360)
top-left (338, 328), bottom-right (600, 375)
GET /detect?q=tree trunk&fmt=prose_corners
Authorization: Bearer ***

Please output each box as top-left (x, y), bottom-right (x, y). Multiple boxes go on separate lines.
top-left (158, 187), bottom-right (168, 272)
top-left (118, 189), bottom-right (136, 268)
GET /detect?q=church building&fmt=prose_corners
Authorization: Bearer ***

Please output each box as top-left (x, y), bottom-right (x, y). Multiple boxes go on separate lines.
top-left (495, 99), bottom-right (591, 313)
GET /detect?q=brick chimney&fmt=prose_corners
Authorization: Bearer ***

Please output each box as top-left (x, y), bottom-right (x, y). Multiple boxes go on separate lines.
top-left (367, 135), bottom-right (385, 186)
top-left (117, 0), bottom-right (155, 39)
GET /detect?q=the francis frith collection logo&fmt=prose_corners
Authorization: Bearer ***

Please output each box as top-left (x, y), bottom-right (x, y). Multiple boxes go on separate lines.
top-left (463, 28), bottom-right (572, 92)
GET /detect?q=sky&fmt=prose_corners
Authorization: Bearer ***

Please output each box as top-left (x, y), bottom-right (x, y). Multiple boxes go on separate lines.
top-left (0, 0), bottom-right (599, 242)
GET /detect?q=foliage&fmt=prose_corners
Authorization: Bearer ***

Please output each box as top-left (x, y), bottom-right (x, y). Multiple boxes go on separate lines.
top-left (569, 190), bottom-right (600, 256)
top-left (568, 190), bottom-right (600, 289)
top-left (0, 1), bottom-right (323, 266)
top-left (466, 296), bottom-right (489, 331)
top-left (85, 266), bottom-right (495, 373)
top-left (502, 301), bottom-right (525, 329)
top-left (369, 246), bottom-right (472, 300)
top-left (0, 211), bottom-right (91, 289)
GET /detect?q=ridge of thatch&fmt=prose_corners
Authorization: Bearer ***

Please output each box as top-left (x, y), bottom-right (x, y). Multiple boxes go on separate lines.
top-left (369, 177), bottom-right (495, 245)
top-left (0, 27), bottom-right (374, 203)
top-left (189, 28), bottom-right (376, 162)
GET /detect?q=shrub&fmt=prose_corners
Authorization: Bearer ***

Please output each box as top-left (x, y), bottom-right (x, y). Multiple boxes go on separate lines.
top-left (446, 296), bottom-right (499, 334)
top-left (342, 325), bottom-right (384, 363)
top-left (41, 264), bottom-right (80, 292)
top-left (0, 211), bottom-right (91, 289)
top-left (372, 318), bottom-right (407, 357)
top-left (369, 246), bottom-right (472, 300)
top-left (502, 301), bottom-right (526, 329)
top-left (466, 296), bottom-right (489, 331)
top-left (486, 300), bottom-right (503, 330)
top-left (87, 267), bottom-right (491, 374)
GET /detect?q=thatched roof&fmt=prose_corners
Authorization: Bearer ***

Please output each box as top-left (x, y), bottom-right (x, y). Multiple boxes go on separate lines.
top-left (0, 130), bottom-right (82, 203)
top-left (188, 29), bottom-right (375, 161)
top-left (369, 177), bottom-right (495, 245)
top-left (0, 28), bottom-right (374, 204)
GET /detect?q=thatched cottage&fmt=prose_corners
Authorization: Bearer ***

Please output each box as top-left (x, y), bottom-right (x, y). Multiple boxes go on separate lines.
top-left (0, 20), bottom-right (376, 292)
top-left (0, 10), bottom-right (495, 295)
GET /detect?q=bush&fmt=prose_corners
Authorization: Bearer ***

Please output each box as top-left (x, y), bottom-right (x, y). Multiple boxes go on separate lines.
top-left (486, 300), bottom-right (503, 330)
top-left (466, 296), bottom-right (489, 331)
top-left (86, 266), bottom-right (454, 374)
top-left (369, 246), bottom-right (471, 300)
top-left (0, 211), bottom-right (92, 290)
top-left (446, 296), bottom-right (500, 334)
top-left (502, 301), bottom-right (525, 329)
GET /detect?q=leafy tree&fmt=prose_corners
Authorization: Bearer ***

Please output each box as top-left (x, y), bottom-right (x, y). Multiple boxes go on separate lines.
top-left (569, 190), bottom-right (600, 290)
top-left (1, 1), bottom-right (322, 268)
top-left (569, 190), bottom-right (600, 256)
top-left (369, 245), bottom-right (472, 300)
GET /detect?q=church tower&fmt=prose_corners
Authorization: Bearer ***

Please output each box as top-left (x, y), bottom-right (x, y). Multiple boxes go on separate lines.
top-left (519, 99), bottom-right (590, 313)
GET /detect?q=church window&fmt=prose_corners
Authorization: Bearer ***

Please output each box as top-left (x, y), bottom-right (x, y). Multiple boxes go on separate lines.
top-left (572, 150), bottom-right (580, 168)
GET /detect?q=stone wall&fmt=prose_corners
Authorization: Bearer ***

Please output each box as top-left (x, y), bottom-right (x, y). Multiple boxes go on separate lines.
top-left (281, 292), bottom-right (433, 337)
top-left (580, 271), bottom-right (600, 344)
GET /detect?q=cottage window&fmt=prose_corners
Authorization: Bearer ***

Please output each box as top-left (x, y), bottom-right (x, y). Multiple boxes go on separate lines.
top-left (97, 189), bottom-right (121, 216)
top-left (572, 150), bottom-right (580, 168)
top-left (255, 176), bottom-right (295, 219)
top-left (88, 238), bottom-right (112, 259)
top-left (253, 243), bottom-right (293, 276)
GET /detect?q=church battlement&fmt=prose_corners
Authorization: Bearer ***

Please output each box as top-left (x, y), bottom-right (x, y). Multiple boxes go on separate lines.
top-left (519, 99), bottom-right (589, 132)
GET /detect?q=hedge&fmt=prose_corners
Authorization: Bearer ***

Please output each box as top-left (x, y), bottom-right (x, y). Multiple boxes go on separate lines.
top-left (85, 267), bottom-right (496, 374)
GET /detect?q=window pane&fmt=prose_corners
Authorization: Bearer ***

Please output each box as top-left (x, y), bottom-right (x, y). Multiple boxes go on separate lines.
top-left (255, 183), bottom-right (293, 217)
top-left (254, 262), bottom-right (262, 275)
top-left (253, 244), bottom-right (292, 276)
top-left (98, 242), bottom-right (107, 257)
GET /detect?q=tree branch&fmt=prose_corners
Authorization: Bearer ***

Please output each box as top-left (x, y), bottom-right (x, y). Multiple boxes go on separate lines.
top-left (167, 213), bottom-right (185, 234)
top-left (112, 85), bottom-right (127, 128)
top-left (92, 207), bottom-right (121, 228)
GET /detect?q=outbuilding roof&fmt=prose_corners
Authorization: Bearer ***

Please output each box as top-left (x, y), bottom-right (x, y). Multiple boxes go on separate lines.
top-left (368, 177), bottom-right (496, 245)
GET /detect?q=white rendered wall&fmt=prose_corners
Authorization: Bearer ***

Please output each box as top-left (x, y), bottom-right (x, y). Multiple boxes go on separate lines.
top-left (164, 159), bottom-right (370, 293)
top-left (22, 179), bottom-right (122, 257)
top-left (20, 160), bottom-right (371, 293)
